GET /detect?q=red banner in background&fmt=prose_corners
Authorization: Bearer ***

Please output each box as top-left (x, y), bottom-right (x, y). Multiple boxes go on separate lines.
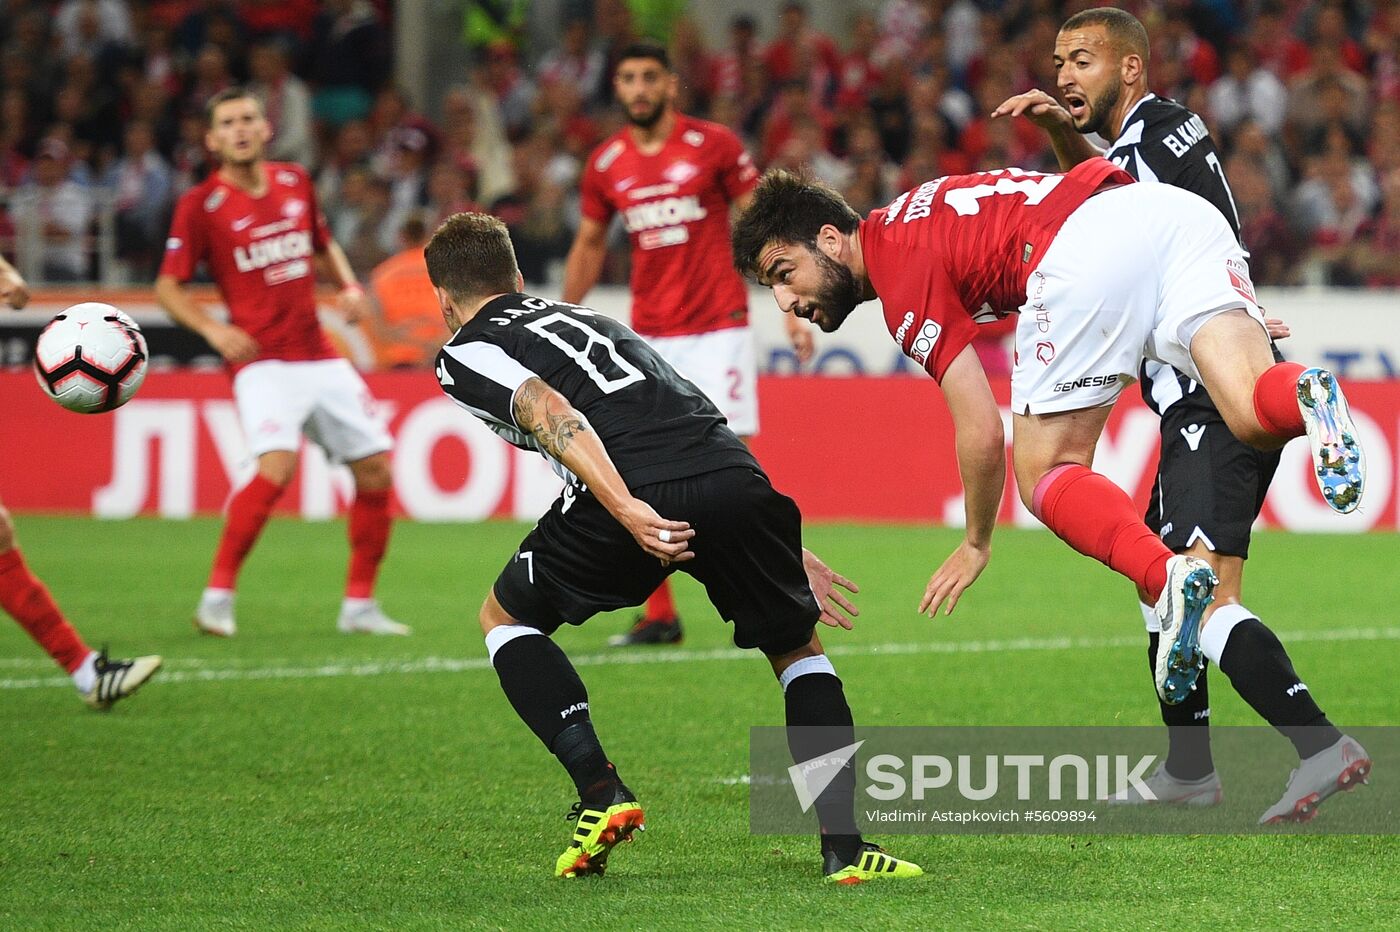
top-left (1, 371), bottom-right (1396, 531)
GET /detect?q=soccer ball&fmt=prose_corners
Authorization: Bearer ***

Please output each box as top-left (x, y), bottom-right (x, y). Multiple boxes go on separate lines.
top-left (33, 303), bottom-right (149, 413)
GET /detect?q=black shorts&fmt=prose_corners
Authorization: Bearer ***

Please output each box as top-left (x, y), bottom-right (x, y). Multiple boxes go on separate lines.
top-left (492, 466), bottom-right (819, 656)
top-left (1144, 387), bottom-right (1281, 559)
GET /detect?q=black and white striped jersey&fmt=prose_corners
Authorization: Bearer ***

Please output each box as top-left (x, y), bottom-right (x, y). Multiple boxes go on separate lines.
top-left (435, 293), bottom-right (756, 488)
top-left (1104, 94), bottom-right (1247, 414)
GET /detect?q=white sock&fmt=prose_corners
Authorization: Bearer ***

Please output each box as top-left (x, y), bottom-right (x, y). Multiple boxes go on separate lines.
top-left (340, 597), bottom-right (376, 613)
top-left (1201, 603), bottom-right (1256, 666)
top-left (202, 587), bottom-right (234, 604)
top-left (485, 625), bottom-right (546, 664)
top-left (71, 651), bottom-right (99, 693)
top-left (1140, 601), bottom-right (1159, 633)
top-left (778, 654), bottom-right (837, 691)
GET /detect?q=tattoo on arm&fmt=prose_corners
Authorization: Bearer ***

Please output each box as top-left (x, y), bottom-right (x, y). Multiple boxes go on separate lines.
top-left (512, 377), bottom-right (590, 458)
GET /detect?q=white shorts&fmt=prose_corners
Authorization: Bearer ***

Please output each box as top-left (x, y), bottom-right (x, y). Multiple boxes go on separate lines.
top-left (646, 325), bottom-right (759, 436)
top-left (1011, 183), bottom-right (1267, 416)
top-left (232, 358), bottom-right (392, 463)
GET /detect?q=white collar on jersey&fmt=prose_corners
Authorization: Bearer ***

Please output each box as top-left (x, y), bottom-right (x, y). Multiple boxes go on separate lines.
top-left (1105, 93), bottom-right (1158, 154)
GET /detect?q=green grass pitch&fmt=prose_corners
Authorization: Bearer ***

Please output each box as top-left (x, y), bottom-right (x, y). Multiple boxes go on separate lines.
top-left (0, 516), bottom-right (1396, 930)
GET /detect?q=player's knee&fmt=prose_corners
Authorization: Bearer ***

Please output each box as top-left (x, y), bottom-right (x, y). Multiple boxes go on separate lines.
top-left (351, 453), bottom-right (393, 492)
top-left (0, 507), bottom-right (14, 552)
top-left (257, 452), bottom-right (298, 487)
top-left (479, 592), bottom-right (515, 636)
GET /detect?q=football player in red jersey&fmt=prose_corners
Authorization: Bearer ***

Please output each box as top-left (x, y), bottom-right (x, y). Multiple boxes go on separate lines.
top-left (733, 167), bottom-right (1368, 716)
top-left (0, 255), bottom-right (161, 707)
top-left (156, 88), bottom-right (407, 639)
top-left (563, 41), bottom-right (809, 647)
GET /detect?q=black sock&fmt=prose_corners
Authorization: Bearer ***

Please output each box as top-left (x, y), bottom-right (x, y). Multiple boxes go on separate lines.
top-left (1216, 618), bottom-right (1342, 759)
top-left (492, 633), bottom-right (618, 799)
top-left (784, 671), bottom-right (862, 865)
top-left (1148, 631), bottom-right (1215, 780)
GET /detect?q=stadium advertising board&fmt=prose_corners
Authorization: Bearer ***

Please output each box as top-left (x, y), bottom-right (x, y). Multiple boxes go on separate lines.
top-left (2, 371), bottom-right (1396, 530)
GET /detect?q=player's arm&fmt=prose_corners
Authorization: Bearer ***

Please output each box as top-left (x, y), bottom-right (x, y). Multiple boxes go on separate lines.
top-left (0, 254), bottom-right (30, 308)
top-left (561, 215), bottom-right (608, 304)
top-left (919, 343), bottom-right (1004, 617)
top-left (315, 238), bottom-right (372, 324)
top-left (989, 89), bottom-right (1101, 171)
top-left (511, 375), bottom-right (694, 563)
top-left (155, 273), bottom-right (259, 364)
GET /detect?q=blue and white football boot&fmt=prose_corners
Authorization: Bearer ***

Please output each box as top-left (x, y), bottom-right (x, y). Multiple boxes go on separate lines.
top-left (1152, 555), bottom-right (1217, 706)
top-left (1297, 367), bottom-right (1365, 514)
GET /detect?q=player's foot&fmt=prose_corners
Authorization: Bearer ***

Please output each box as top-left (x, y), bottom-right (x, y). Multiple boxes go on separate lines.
top-left (1259, 735), bottom-right (1372, 825)
top-left (1152, 556), bottom-right (1216, 706)
top-left (1103, 764), bottom-right (1222, 806)
top-left (607, 614), bottom-right (683, 647)
top-left (1297, 367), bottom-right (1365, 514)
top-left (82, 650), bottom-right (162, 710)
top-left (555, 782), bottom-right (645, 878)
top-left (194, 590), bottom-right (236, 637)
top-left (337, 599), bottom-right (412, 636)
top-left (823, 843), bottom-right (924, 885)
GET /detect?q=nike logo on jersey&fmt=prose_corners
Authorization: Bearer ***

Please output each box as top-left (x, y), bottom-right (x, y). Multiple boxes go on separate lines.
top-left (232, 215), bottom-right (254, 231)
top-left (1181, 424), bottom-right (1206, 451)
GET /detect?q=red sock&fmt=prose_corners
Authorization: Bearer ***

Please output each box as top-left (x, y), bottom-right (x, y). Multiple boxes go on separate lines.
top-left (346, 488), bottom-right (392, 599)
top-left (1252, 361), bottom-right (1307, 440)
top-left (1032, 464), bottom-right (1173, 603)
top-left (0, 548), bottom-right (90, 672)
top-left (644, 580), bottom-right (677, 623)
top-left (208, 475), bottom-right (286, 590)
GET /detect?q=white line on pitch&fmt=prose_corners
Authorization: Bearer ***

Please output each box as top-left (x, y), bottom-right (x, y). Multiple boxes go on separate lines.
top-left (1, 626), bottom-right (1397, 691)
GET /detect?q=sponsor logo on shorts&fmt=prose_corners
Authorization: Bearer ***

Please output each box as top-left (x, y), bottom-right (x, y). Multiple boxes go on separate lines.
top-left (1053, 374), bottom-right (1118, 392)
top-left (1180, 424), bottom-right (1206, 451)
top-left (1035, 341), bottom-right (1055, 364)
top-left (1226, 258), bottom-right (1256, 304)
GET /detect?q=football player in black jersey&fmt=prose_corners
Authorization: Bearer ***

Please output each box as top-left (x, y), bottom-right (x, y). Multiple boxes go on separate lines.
top-left (992, 7), bottom-right (1370, 823)
top-left (422, 212), bottom-right (921, 883)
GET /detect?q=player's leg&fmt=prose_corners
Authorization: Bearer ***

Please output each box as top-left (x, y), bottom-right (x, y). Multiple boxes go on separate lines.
top-left (680, 467), bottom-right (919, 882)
top-left (486, 485), bottom-right (668, 876)
top-left (338, 450), bottom-right (407, 635)
top-left (0, 502), bottom-right (160, 708)
top-left (198, 361), bottom-right (308, 636)
top-left (301, 359), bottom-right (405, 635)
top-left (1013, 407), bottom-right (1216, 704)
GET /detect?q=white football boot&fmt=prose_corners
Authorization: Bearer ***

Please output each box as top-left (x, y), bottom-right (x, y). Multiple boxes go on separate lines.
top-left (337, 599), bottom-right (412, 636)
top-left (1296, 367), bottom-right (1365, 514)
top-left (1259, 735), bottom-right (1372, 824)
top-left (1104, 764), bottom-right (1223, 807)
top-left (194, 589), bottom-right (237, 637)
top-left (82, 650), bottom-right (163, 710)
top-left (1152, 556), bottom-right (1217, 705)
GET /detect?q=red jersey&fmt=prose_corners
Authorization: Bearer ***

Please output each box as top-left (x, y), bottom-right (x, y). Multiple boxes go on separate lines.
top-left (861, 158), bottom-right (1133, 381)
top-left (579, 114), bottom-right (758, 337)
top-left (160, 161), bottom-right (336, 366)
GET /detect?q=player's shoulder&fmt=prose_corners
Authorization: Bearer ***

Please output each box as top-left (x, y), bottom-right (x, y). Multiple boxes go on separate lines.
top-left (587, 129), bottom-right (631, 175)
top-left (1128, 96), bottom-right (1205, 143)
top-left (177, 172), bottom-right (224, 213)
top-left (267, 161), bottom-right (311, 187)
top-left (676, 114), bottom-right (741, 149)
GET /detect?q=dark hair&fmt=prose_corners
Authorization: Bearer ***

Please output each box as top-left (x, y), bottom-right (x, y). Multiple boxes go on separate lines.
top-left (731, 170), bottom-right (860, 279)
top-left (424, 212), bottom-right (520, 301)
top-left (1061, 7), bottom-right (1150, 63)
top-left (614, 40), bottom-right (670, 72)
top-left (205, 85), bottom-right (260, 125)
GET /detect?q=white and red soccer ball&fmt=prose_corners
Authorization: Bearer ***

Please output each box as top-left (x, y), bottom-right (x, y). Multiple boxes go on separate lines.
top-left (33, 303), bottom-right (148, 414)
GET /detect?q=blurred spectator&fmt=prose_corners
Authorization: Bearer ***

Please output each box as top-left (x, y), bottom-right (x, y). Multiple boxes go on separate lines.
top-left (366, 213), bottom-right (442, 370)
top-left (305, 0), bottom-right (389, 125)
top-left (1342, 167), bottom-right (1400, 286)
top-left (763, 1), bottom-right (840, 96)
top-left (182, 43), bottom-right (234, 116)
top-left (1208, 42), bottom-right (1288, 137)
top-left (836, 12), bottom-right (883, 111)
top-left (55, 0), bottom-right (133, 62)
top-left (316, 118), bottom-right (372, 208)
top-left (537, 16), bottom-right (604, 101)
top-left (426, 162), bottom-right (479, 225)
top-left (330, 165), bottom-right (392, 272)
top-left (104, 119), bottom-right (172, 279)
top-left (712, 15), bottom-right (758, 100)
top-left (381, 126), bottom-right (432, 251)
top-left (0, 88), bottom-right (34, 187)
top-left (441, 84), bottom-right (514, 205)
top-left (248, 38), bottom-right (314, 167)
top-left (1248, 3), bottom-right (1312, 81)
top-left (1227, 155), bottom-right (1297, 285)
top-left (761, 80), bottom-right (833, 167)
top-left (12, 137), bottom-right (93, 281)
top-left (477, 41), bottom-right (536, 142)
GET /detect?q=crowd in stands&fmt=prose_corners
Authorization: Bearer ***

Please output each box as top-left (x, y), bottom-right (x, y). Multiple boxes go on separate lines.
top-left (3, 0), bottom-right (1400, 290)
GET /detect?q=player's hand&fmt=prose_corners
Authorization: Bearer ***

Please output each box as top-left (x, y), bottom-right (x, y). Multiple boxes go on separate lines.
top-left (919, 538), bottom-right (990, 618)
top-left (802, 548), bottom-right (859, 630)
top-left (620, 498), bottom-right (695, 564)
top-left (204, 322), bottom-right (259, 364)
top-left (1265, 316), bottom-right (1290, 340)
top-left (786, 315), bottom-right (815, 365)
top-left (990, 90), bottom-right (1072, 131)
top-left (337, 284), bottom-right (372, 324)
top-left (0, 267), bottom-right (29, 309)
